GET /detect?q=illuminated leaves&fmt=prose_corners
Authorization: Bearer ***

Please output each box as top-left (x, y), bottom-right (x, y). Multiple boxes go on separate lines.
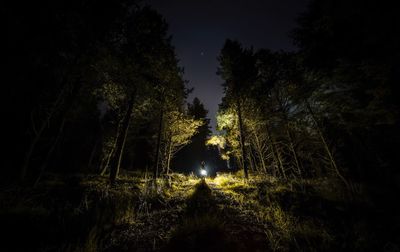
top-left (206, 135), bottom-right (226, 149)
top-left (216, 111), bottom-right (236, 131)
top-left (164, 111), bottom-right (204, 155)
top-left (215, 109), bottom-right (241, 161)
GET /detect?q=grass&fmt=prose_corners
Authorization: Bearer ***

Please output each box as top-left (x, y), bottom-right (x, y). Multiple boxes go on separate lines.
top-left (1, 171), bottom-right (392, 251)
top-left (205, 172), bottom-right (384, 251)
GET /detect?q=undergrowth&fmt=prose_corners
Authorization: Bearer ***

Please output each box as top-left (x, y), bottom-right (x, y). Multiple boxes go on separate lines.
top-left (1, 171), bottom-right (395, 251)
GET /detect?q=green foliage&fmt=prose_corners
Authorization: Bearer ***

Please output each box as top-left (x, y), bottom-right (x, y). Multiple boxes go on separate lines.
top-left (166, 111), bottom-right (203, 150)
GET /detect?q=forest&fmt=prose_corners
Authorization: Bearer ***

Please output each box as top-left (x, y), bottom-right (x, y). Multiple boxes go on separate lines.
top-left (1, 0), bottom-right (399, 251)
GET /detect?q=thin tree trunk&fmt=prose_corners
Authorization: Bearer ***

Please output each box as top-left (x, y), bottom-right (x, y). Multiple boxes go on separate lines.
top-left (306, 101), bottom-right (349, 188)
top-left (21, 71), bottom-right (81, 182)
top-left (154, 109), bottom-right (164, 180)
top-left (109, 96), bottom-right (135, 184)
top-left (20, 87), bottom-right (67, 181)
top-left (253, 132), bottom-right (267, 173)
top-left (237, 99), bottom-right (249, 179)
top-left (275, 142), bottom-right (287, 180)
top-left (166, 136), bottom-right (173, 175)
top-left (33, 118), bottom-right (66, 187)
top-left (286, 123), bottom-right (302, 177)
top-left (99, 155), bottom-right (107, 175)
top-left (249, 145), bottom-right (258, 172)
top-left (265, 124), bottom-right (282, 178)
top-left (100, 148), bottom-right (113, 175)
top-left (161, 132), bottom-right (170, 174)
top-left (100, 122), bottom-right (121, 175)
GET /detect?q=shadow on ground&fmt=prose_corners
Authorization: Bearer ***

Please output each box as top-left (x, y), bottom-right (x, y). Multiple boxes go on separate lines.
top-left (163, 180), bottom-right (263, 252)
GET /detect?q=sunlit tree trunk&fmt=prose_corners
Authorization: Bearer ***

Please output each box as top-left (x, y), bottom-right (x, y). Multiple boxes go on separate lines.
top-left (109, 96), bottom-right (135, 184)
top-left (237, 99), bottom-right (249, 179)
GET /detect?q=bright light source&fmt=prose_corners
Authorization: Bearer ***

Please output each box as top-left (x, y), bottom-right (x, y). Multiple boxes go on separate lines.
top-left (200, 169), bottom-right (207, 176)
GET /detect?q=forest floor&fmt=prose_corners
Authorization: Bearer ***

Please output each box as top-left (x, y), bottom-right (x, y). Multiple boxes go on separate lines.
top-left (1, 172), bottom-right (398, 251)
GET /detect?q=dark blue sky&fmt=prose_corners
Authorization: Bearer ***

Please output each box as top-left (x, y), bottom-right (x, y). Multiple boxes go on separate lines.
top-left (146, 0), bottom-right (309, 132)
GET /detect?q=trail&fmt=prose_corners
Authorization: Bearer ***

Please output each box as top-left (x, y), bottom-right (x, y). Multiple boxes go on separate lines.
top-left (104, 178), bottom-right (270, 252)
top-left (164, 180), bottom-right (268, 251)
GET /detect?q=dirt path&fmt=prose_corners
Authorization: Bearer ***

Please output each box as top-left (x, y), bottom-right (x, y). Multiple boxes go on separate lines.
top-left (163, 180), bottom-right (269, 251)
top-left (103, 179), bottom-right (270, 251)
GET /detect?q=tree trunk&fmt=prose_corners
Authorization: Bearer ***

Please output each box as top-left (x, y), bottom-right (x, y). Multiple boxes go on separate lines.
top-left (20, 86), bottom-right (67, 181)
top-left (286, 123), bottom-right (302, 177)
top-left (166, 135), bottom-right (173, 175)
top-left (265, 124), bottom-right (281, 178)
top-left (21, 72), bottom-right (81, 182)
top-left (100, 147), bottom-right (114, 176)
top-left (275, 142), bottom-right (287, 180)
top-left (253, 132), bottom-right (267, 173)
top-left (100, 122), bottom-right (121, 175)
top-left (109, 96), bottom-right (135, 184)
top-left (306, 101), bottom-right (349, 188)
top-left (33, 118), bottom-right (66, 187)
top-left (249, 145), bottom-right (258, 172)
top-left (237, 99), bottom-right (249, 179)
top-left (161, 132), bottom-right (170, 174)
top-left (154, 109), bottom-right (164, 180)
top-left (87, 139), bottom-right (99, 171)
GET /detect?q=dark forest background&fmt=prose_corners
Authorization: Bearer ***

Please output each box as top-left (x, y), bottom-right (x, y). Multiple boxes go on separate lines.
top-left (2, 0), bottom-right (400, 251)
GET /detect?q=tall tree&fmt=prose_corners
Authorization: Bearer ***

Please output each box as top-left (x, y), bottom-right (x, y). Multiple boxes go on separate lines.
top-left (218, 40), bottom-right (257, 179)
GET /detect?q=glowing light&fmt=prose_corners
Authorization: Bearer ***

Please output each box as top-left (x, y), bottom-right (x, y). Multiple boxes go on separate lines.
top-left (200, 169), bottom-right (207, 176)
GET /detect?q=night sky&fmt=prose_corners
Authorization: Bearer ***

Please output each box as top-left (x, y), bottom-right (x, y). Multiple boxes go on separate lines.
top-left (145, 0), bottom-right (309, 132)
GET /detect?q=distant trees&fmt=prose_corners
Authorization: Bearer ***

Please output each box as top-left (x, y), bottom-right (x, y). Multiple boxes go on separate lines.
top-left (172, 98), bottom-right (210, 171)
top-left (173, 97), bottom-right (226, 175)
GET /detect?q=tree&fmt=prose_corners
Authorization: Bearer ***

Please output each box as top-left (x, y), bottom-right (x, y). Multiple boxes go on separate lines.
top-left (217, 40), bottom-right (257, 179)
top-left (293, 0), bottom-right (400, 189)
top-left (4, 0), bottom-right (142, 182)
top-left (160, 111), bottom-right (203, 175)
top-left (173, 98), bottom-right (212, 173)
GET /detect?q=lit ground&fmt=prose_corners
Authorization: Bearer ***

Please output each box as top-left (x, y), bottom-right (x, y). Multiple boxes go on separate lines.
top-left (102, 173), bottom-right (355, 251)
top-left (1, 172), bottom-right (387, 251)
